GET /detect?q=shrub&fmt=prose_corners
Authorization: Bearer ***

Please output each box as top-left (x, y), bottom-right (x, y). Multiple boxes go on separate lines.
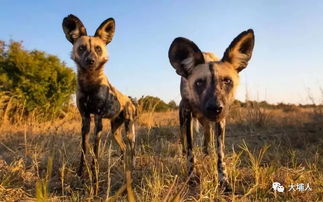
top-left (0, 40), bottom-right (76, 123)
top-left (138, 96), bottom-right (175, 112)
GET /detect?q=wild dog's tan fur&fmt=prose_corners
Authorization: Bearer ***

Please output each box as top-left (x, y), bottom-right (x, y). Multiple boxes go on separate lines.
top-left (76, 70), bottom-right (136, 119)
top-left (62, 14), bottom-right (136, 201)
top-left (203, 52), bottom-right (219, 61)
top-left (169, 30), bottom-right (255, 192)
top-left (73, 36), bottom-right (135, 117)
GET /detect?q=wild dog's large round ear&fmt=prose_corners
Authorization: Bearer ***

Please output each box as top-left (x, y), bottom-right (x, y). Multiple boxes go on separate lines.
top-left (62, 14), bottom-right (87, 44)
top-left (95, 18), bottom-right (115, 45)
top-left (222, 29), bottom-right (255, 72)
top-left (168, 37), bottom-right (205, 78)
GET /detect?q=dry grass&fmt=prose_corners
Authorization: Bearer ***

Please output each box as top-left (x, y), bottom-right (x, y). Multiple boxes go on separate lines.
top-left (0, 105), bottom-right (322, 201)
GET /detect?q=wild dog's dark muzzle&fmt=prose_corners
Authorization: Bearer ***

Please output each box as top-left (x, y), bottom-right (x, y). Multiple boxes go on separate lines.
top-left (204, 98), bottom-right (223, 119)
top-left (85, 57), bottom-right (95, 65)
top-left (83, 52), bottom-right (97, 69)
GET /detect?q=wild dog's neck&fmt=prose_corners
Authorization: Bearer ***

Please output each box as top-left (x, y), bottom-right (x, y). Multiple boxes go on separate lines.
top-left (77, 65), bottom-right (110, 89)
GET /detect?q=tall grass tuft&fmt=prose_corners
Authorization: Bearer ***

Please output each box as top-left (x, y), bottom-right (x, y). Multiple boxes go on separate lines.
top-left (239, 141), bottom-right (271, 197)
top-left (35, 156), bottom-right (53, 201)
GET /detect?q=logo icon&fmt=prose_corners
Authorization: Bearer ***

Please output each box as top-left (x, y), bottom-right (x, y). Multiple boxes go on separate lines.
top-left (277, 185), bottom-right (285, 192)
top-left (272, 182), bottom-right (284, 192)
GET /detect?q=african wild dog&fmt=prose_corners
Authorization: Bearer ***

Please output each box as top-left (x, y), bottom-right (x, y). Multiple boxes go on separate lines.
top-left (62, 14), bottom-right (137, 200)
top-left (168, 29), bottom-right (255, 191)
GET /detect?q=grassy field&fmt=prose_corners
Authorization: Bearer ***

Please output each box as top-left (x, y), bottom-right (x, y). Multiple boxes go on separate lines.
top-left (0, 105), bottom-right (322, 201)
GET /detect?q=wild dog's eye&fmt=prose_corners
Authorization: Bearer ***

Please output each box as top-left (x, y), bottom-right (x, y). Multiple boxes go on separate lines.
top-left (95, 46), bottom-right (102, 54)
top-left (223, 77), bottom-right (233, 85)
top-left (195, 79), bottom-right (205, 87)
top-left (78, 45), bottom-right (86, 53)
top-left (194, 78), bottom-right (206, 95)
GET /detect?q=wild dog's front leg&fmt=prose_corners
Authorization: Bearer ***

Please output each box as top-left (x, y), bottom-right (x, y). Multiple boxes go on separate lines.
top-left (93, 115), bottom-right (103, 194)
top-left (203, 121), bottom-right (214, 155)
top-left (93, 115), bottom-right (103, 159)
top-left (215, 119), bottom-right (231, 192)
top-left (179, 105), bottom-right (194, 175)
top-left (179, 103), bottom-right (188, 155)
top-left (124, 120), bottom-right (136, 202)
top-left (78, 115), bottom-right (90, 176)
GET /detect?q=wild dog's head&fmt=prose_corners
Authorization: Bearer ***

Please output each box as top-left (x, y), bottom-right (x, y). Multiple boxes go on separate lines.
top-left (62, 14), bottom-right (115, 72)
top-left (169, 30), bottom-right (255, 121)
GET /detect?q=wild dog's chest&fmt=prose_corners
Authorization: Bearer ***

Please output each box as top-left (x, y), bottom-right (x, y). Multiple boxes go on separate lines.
top-left (77, 84), bottom-right (120, 118)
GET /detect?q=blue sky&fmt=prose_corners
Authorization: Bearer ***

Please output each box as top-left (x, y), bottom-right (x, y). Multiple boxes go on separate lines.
top-left (1, 0), bottom-right (323, 104)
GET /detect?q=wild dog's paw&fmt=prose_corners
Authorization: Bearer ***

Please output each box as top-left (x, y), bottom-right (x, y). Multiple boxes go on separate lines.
top-left (219, 179), bottom-right (232, 193)
top-left (188, 175), bottom-right (200, 187)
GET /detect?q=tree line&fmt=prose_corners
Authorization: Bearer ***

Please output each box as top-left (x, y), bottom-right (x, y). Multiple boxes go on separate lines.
top-left (0, 40), bottom-right (178, 123)
top-left (0, 40), bottom-right (320, 123)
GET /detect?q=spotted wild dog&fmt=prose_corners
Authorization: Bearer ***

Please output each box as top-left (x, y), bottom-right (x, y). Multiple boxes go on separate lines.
top-left (168, 29), bottom-right (255, 192)
top-left (62, 14), bottom-right (137, 200)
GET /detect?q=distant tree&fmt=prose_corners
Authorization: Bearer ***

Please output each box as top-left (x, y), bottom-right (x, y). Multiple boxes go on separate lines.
top-left (138, 96), bottom-right (171, 112)
top-left (168, 100), bottom-right (177, 110)
top-left (232, 99), bottom-right (243, 107)
top-left (0, 40), bottom-right (76, 122)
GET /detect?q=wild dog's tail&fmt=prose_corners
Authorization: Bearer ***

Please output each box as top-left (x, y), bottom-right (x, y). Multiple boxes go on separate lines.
top-left (128, 96), bottom-right (138, 106)
top-left (128, 96), bottom-right (139, 118)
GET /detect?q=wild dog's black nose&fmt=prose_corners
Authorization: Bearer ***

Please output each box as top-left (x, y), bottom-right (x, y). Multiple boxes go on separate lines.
top-left (206, 105), bottom-right (223, 114)
top-left (86, 58), bottom-right (95, 65)
top-left (206, 99), bottom-right (223, 115)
